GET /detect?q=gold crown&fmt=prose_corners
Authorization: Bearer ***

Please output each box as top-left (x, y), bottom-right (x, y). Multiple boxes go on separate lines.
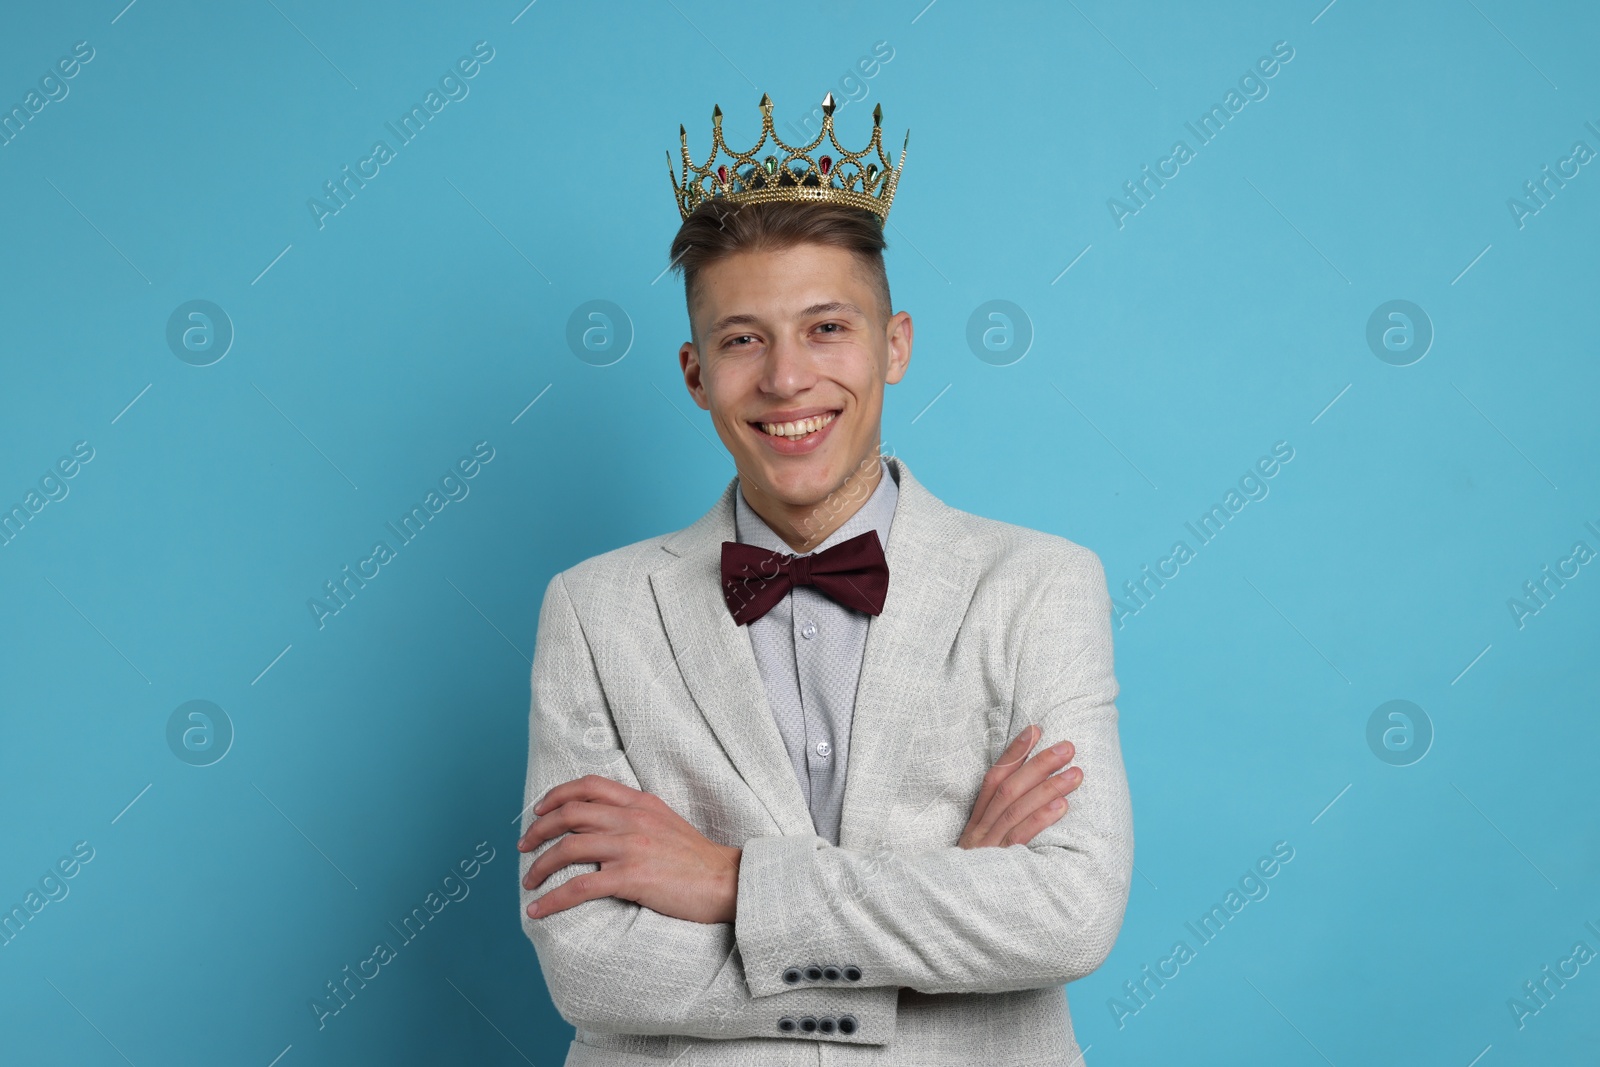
top-left (669, 92), bottom-right (909, 225)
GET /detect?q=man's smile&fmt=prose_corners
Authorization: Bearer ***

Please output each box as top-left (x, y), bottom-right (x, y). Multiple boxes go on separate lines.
top-left (747, 407), bottom-right (842, 452)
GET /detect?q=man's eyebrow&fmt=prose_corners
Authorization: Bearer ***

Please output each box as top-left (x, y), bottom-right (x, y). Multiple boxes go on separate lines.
top-left (706, 302), bottom-right (866, 336)
top-left (707, 312), bottom-right (759, 335)
top-left (800, 301), bottom-right (865, 320)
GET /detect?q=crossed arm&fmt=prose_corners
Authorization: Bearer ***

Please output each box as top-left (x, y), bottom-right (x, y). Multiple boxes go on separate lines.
top-left (518, 556), bottom-right (1133, 1037)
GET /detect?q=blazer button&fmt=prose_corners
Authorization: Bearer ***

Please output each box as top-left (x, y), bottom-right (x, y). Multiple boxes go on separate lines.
top-left (843, 965), bottom-right (862, 981)
top-left (822, 965), bottom-right (841, 980)
top-left (782, 967), bottom-right (802, 985)
top-left (838, 1014), bottom-right (858, 1035)
top-left (818, 1016), bottom-right (837, 1034)
top-left (804, 964), bottom-right (823, 981)
top-left (798, 1015), bottom-right (818, 1033)
top-left (777, 1016), bottom-right (797, 1032)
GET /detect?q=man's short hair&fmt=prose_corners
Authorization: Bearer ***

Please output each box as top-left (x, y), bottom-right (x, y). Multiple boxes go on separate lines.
top-left (667, 200), bottom-right (893, 341)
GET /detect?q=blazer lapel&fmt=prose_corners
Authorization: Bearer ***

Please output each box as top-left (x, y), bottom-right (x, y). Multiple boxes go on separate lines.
top-left (648, 457), bottom-right (982, 848)
top-left (836, 458), bottom-right (981, 849)
top-left (650, 479), bottom-right (816, 837)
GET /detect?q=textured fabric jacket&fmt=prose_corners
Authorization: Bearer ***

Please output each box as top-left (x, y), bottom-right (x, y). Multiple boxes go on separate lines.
top-left (519, 456), bottom-right (1134, 1066)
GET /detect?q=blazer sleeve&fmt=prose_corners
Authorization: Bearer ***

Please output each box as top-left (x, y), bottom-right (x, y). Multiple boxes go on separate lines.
top-left (732, 548), bottom-right (1135, 997)
top-left (519, 571), bottom-right (900, 1044)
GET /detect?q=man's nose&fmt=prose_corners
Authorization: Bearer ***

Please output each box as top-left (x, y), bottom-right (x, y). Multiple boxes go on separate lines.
top-left (759, 332), bottom-right (815, 395)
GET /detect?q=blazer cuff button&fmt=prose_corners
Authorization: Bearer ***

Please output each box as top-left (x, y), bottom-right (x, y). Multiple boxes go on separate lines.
top-left (798, 1015), bottom-right (819, 1033)
top-left (776, 1016), bottom-right (797, 1032)
top-left (838, 1014), bottom-right (858, 1035)
top-left (818, 1016), bottom-right (837, 1034)
top-left (843, 965), bottom-right (862, 981)
top-left (803, 964), bottom-right (823, 981)
top-left (782, 967), bottom-right (802, 984)
top-left (822, 965), bottom-right (841, 980)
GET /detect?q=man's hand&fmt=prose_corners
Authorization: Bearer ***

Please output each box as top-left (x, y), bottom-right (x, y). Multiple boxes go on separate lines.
top-left (957, 724), bottom-right (1082, 849)
top-left (518, 775), bottom-right (742, 925)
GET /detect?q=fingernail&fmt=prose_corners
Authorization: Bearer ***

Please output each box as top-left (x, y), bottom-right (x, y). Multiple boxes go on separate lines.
top-left (527, 900), bottom-right (539, 917)
top-left (1051, 741), bottom-right (1070, 755)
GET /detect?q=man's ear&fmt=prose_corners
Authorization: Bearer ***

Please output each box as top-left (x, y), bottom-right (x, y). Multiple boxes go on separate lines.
top-left (680, 341), bottom-right (710, 410)
top-left (884, 310), bottom-right (912, 385)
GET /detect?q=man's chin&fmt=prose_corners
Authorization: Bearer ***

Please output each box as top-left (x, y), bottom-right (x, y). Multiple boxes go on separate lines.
top-left (740, 456), bottom-right (843, 509)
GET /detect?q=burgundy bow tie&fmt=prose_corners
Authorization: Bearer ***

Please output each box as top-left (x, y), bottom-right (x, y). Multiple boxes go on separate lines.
top-left (721, 530), bottom-right (890, 625)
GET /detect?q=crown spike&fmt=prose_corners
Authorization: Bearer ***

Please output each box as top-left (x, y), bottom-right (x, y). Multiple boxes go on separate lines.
top-left (873, 102), bottom-right (882, 126)
top-left (821, 92), bottom-right (836, 116)
top-left (759, 92), bottom-right (771, 109)
top-left (712, 104), bottom-right (722, 125)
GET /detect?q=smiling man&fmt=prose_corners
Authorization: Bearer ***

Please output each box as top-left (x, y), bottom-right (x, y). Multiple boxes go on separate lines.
top-left (517, 94), bottom-right (1133, 1066)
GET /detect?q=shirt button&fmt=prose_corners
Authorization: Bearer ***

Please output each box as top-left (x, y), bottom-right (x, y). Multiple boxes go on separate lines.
top-left (816, 740), bottom-right (832, 757)
top-left (800, 622), bottom-right (817, 640)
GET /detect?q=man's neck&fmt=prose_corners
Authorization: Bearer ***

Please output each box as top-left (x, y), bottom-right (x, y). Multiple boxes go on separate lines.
top-left (739, 452), bottom-right (886, 554)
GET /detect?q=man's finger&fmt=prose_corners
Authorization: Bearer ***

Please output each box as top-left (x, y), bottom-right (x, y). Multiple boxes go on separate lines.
top-left (527, 867), bottom-right (627, 919)
top-left (522, 830), bottom-right (631, 890)
top-left (966, 725), bottom-right (1041, 840)
top-left (965, 726), bottom-right (1031, 839)
top-left (533, 774), bottom-right (642, 815)
top-left (994, 765), bottom-right (1082, 835)
top-left (989, 743), bottom-right (1077, 835)
top-left (1002, 792), bottom-right (1071, 847)
top-left (992, 724), bottom-right (1040, 775)
top-left (520, 775), bottom-right (642, 848)
top-left (965, 730), bottom-right (1081, 848)
top-left (519, 798), bottom-right (635, 851)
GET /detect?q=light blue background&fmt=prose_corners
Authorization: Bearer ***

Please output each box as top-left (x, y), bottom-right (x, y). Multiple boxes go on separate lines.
top-left (2, 1), bottom-right (1597, 1063)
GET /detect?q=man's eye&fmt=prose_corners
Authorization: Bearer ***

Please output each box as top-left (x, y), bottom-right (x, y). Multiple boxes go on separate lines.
top-left (816, 322), bottom-right (842, 334)
top-left (726, 334), bottom-right (755, 347)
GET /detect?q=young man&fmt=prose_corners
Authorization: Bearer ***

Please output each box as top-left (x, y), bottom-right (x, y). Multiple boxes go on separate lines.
top-left (518, 95), bottom-right (1133, 1065)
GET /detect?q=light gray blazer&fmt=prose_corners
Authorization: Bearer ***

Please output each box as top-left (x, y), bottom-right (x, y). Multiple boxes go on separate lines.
top-left (520, 456), bottom-right (1134, 1066)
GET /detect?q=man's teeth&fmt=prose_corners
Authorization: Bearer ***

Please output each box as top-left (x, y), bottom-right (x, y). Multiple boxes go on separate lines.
top-left (759, 412), bottom-right (837, 440)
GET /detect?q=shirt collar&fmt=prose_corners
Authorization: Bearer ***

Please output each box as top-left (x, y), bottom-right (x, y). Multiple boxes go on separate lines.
top-left (734, 458), bottom-right (899, 557)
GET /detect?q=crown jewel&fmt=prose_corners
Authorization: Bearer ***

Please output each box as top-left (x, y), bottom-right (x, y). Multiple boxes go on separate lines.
top-left (669, 92), bottom-right (909, 225)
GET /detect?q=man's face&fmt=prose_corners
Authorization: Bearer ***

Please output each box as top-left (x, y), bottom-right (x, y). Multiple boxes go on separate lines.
top-left (679, 241), bottom-right (912, 515)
